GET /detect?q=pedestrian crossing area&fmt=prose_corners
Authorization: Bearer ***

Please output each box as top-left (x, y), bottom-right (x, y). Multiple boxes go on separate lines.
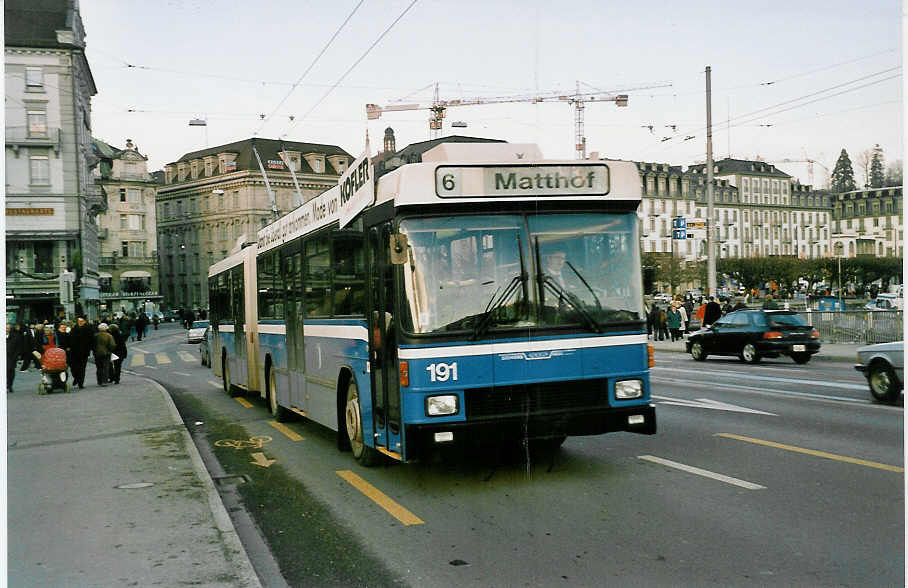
top-left (128, 349), bottom-right (203, 368)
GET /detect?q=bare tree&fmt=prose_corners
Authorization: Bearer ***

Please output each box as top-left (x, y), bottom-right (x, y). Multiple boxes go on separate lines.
top-left (855, 149), bottom-right (872, 188)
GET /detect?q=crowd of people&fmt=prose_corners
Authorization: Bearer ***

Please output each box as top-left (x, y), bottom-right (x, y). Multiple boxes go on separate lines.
top-left (5, 311), bottom-right (153, 393)
top-left (646, 292), bottom-right (770, 342)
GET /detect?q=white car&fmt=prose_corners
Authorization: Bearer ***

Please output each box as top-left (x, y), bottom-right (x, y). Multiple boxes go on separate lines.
top-left (855, 341), bottom-right (904, 403)
top-left (187, 320), bottom-right (210, 344)
top-left (653, 293), bottom-right (672, 303)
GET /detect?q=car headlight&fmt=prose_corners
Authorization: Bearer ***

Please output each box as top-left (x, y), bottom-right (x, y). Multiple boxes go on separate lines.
top-left (426, 394), bottom-right (458, 416)
top-left (615, 379), bottom-right (643, 399)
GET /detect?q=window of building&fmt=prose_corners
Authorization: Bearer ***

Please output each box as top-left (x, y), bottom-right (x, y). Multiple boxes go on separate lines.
top-left (127, 214), bottom-right (143, 230)
top-left (233, 191), bottom-right (240, 208)
top-left (27, 110), bottom-right (47, 137)
top-left (127, 188), bottom-right (141, 203)
top-left (29, 154), bottom-right (50, 185)
top-left (313, 159), bottom-right (322, 173)
top-left (25, 67), bottom-right (43, 89)
top-left (120, 214), bottom-right (128, 229)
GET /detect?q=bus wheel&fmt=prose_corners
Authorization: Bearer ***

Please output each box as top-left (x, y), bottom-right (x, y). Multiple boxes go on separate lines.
top-left (222, 356), bottom-right (237, 397)
top-left (268, 367), bottom-right (290, 422)
top-left (345, 381), bottom-right (381, 467)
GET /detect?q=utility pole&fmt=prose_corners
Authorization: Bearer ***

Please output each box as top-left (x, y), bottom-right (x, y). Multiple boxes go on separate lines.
top-left (706, 66), bottom-right (717, 297)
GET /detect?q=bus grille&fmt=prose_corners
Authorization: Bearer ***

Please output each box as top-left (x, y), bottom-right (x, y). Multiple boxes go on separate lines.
top-left (465, 379), bottom-right (608, 419)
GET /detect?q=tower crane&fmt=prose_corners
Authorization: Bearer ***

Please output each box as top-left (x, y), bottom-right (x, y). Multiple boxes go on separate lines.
top-left (769, 157), bottom-right (830, 188)
top-left (366, 80), bottom-right (671, 159)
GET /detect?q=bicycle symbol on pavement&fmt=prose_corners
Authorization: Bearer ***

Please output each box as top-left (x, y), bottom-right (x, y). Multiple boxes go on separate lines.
top-left (214, 435), bottom-right (272, 450)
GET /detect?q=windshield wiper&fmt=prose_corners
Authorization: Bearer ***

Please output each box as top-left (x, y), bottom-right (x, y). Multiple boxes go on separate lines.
top-left (472, 235), bottom-right (528, 340)
top-left (564, 260), bottom-right (602, 311)
top-left (533, 237), bottom-right (601, 333)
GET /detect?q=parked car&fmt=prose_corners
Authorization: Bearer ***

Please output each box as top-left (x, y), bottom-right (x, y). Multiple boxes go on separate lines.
top-left (199, 327), bottom-right (211, 367)
top-left (162, 310), bottom-right (178, 323)
top-left (653, 292), bottom-right (672, 303)
top-left (187, 320), bottom-right (210, 343)
top-left (685, 309), bottom-right (821, 364)
top-left (855, 341), bottom-right (904, 403)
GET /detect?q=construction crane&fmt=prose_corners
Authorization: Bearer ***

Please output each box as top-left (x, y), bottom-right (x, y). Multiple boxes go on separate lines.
top-left (769, 157), bottom-right (830, 188)
top-left (366, 81), bottom-right (671, 159)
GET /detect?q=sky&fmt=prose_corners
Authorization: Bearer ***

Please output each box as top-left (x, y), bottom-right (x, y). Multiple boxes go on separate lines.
top-left (79, 0), bottom-right (903, 189)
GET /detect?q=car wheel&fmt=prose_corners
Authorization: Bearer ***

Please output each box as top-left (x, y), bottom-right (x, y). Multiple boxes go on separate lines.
top-left (345, 380), bottom-right (381, 466)
top-left (869, 362), bottom-right (901, 403)
top-left (740, 343), bottom-right (761, 364)
top-left (791, 352), bottom-right (811, 365)
top-left (690, 341), bottom-right (707, 361)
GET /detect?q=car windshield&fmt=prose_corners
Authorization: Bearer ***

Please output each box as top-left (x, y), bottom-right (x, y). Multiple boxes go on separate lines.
top-left (767, 313), bottom-right (807, 327)
top-left (398, 212), bottom-right (643, 335)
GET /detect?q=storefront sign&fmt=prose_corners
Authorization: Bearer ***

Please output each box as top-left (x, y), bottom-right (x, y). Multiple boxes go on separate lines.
top-left (6, 208), bottom-right (54, 216)
top-left (267, 160), bottom-right (285, 169)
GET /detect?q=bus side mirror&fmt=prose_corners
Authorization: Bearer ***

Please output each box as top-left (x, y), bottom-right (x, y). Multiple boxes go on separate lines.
top-left (389, 234), bottom-right (408, 265)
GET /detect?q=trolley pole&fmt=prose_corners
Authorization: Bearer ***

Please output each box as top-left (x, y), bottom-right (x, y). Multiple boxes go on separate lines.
top-left (705, 66), bottom-right (717, 297)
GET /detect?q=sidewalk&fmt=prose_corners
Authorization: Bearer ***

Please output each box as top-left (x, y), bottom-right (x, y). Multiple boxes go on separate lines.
top-left (7, 361), bottom-right (261, 587)
top-left (648, 336), bottom-right (861, 362)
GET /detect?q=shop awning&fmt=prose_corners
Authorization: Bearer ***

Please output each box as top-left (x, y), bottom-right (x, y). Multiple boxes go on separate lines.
top-left (120, 270), bottom-right (151, 278)
top-left (98, 272), bottom-right (113, 278)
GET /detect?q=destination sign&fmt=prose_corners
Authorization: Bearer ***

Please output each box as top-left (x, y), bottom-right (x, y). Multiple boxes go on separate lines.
top-left (257, 185), bottom-right (341, 254)
top-left (435, 164), bottom-right (609, 198)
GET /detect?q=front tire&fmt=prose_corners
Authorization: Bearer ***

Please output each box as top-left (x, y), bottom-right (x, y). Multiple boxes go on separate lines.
top-left (345, 381), bottom-right (381, 466)
top-left (869, 363), bottom-right (901, 403)
top-left (690, 341), bottom-right (707, 361)
top-left (740, 343), bottom-right (761, 364)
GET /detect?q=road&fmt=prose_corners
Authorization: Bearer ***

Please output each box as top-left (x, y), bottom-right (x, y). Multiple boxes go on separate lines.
top-left (134, 324), bottom-right (904, 587)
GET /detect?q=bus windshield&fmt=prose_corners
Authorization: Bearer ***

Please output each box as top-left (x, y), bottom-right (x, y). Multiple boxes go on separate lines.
top-left (399, 212), bottom-right (643, 335)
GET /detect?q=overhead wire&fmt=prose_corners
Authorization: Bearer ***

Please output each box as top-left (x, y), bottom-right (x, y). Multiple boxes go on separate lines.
top-left (251, 0), bottom-right (366, 136)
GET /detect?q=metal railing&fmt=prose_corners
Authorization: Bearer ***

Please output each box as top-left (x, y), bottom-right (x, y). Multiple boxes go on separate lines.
top-left (803, 309), bottom-right (903, 344)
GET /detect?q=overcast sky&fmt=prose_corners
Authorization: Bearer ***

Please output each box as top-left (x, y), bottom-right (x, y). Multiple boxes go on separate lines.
top-left (80, 0), bottom-right (902, 188)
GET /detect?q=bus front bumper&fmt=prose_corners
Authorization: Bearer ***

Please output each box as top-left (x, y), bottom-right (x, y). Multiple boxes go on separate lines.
top-left (406, 403), bottom-right (656, 449)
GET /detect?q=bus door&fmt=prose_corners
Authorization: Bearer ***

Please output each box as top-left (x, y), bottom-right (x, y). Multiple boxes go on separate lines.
top-left (283, 243), bottom-right (306, 411)
top-left (231, 265), bottom-right (247, 385)
top-left (368, 223), bottom-right (402, 456)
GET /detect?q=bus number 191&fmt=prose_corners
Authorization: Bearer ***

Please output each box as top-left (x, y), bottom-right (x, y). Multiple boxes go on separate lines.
top-left (426, 362), bottom-right (458, 382)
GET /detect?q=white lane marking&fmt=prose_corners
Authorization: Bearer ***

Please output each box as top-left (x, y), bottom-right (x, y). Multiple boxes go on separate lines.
top-left (638, 455), bottom-right (766, 490)
top-left (173, 371), bottom-right (191, 377)
top-left (651, 365), bottom-right (868, 391)
top-left (208, 380), bottom-right (222, 388)
top-left (651, 395), bottom-right (776, 415)
top-left (650, 375), bottom-right (873, 405)
top-left (178, 351), bottom-right (196, 362)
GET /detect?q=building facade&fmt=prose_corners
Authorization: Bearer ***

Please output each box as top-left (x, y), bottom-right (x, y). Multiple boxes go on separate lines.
top-left (156, 138), bottom-right (352, 310)
top-left (93, 139), bottom-right (161, 316)
top-left (830, 186), bottom-right (903, 257)
top-left (5, 0), bottom-right (104, 322)
top-left (638, 158), bottom-right (833, 262)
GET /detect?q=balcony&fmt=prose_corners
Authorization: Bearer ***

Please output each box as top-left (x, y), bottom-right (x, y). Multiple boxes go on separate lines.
top-left (5, 126), bottom-right (63, 155)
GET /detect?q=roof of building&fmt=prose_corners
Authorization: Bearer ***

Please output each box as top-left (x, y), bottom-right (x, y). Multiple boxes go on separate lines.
top-left (374, 135), bottom-right (506, 177)
top-left (687, 158), bottom-right (791, 179)
top-left (168, 138), bottom-right (352, 176)
top-left (5, 0), bottom-right (82, 49)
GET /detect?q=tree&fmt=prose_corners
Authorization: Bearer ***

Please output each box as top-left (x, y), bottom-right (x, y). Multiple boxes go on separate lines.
top-left (870, 144), bottom-right (885, 189)
top-left (855, 149), bottom-right (872, 188)
top-left (884, 159), bottom-right (902, 187)
top-left (830, 148), bottom-right (857, 193)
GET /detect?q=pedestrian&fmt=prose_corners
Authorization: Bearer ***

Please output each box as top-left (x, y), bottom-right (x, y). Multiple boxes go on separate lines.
top-left (704, 296), bottom-right (722, 327)
top-left (55, 322), bottom-right (70, 351)
top-left (722, 299), bottom-right (734, 315)
top-left (762, 294), bottom-right (779, 310)
top-left (152, 314), bottom-right (159, 330)
top-left (109, 323), bottom-right (127, 384)
top-left (733, 297), bottom-right (748, 311)
top-left (93, 323), bottom-right (116, 387)
top-left (135, 312), bottom-right (148, 341)
top-left (19, 323), bottom-right (40, 371)
top-left (648, 304), bottom-right (661, 340)
top-left (646, 301), bottom-right (655, 339)
top-left (68, 316), bottom-right (94, 389)
top-left (667, 303), bottom-right (682, 342)
top-left (676, 301), bottom-right (688, 338)
top-left (40, 325), bottom-right (56, 353)
top-left (129, 313), bottom-right (137, 341)
top-left (7, 324), bottom-right (24, 393)
top-left (657, 307), bottom-right (669, 341)
top-left (683, 299), bottom-right (694, 331)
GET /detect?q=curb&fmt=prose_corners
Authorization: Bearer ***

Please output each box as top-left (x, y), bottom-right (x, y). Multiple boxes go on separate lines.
top-left (145, 376), bottom-right (263, 588)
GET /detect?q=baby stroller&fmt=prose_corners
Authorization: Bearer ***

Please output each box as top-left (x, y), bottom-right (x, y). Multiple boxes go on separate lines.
top-left (36, 347), bottom-right (71, 394)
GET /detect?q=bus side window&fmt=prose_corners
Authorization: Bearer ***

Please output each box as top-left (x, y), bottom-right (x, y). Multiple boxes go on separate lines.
top-left (333, 235), bottom-right (366, 316)
top-left (305, 236), bottom-right (331, 317)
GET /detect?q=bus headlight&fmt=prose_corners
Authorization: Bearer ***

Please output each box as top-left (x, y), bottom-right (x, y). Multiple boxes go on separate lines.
top-left (426, 395), bottom-right (458, 416)
top-left (615, 379), bottom-right (643, 399)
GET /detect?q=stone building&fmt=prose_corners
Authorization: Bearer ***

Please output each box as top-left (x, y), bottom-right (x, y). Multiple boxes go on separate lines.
top-left (830, 186), bottom-right (903, 257)
top-left (5, 0), bottom-right (103, 322)
top-left (156, 138), bottom-right (352, 310)
top-left (93, 139), bottom-right (161, 316)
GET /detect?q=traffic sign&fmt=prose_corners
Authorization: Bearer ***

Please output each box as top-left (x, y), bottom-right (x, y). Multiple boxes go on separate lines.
top-left (686, 221), bottom-right (707, 229)
top-left (672, 229), bottom-right (687, 240)
top-left (672, 217), bottom-right (687, 229)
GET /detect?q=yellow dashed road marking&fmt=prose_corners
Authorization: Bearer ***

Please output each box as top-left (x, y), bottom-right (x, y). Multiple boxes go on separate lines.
top-left (717, 433), bottom-right (904, 472)
top-left (235, 397), bottom-right (253, 408)
top-left (268, 420), bottom-right (304, 441)
top-left (178, 351), bottom-right (196, 362)
top-left (130, 354), bottom-right (145, 367)
top-left (155, 352), bottom-right (171, 364)
top-left (336, 470), bottom-right (424, 526)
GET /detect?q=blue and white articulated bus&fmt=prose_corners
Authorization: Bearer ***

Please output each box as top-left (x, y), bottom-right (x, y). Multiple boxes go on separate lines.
top-left (208, 142), bottom-right (655, 466)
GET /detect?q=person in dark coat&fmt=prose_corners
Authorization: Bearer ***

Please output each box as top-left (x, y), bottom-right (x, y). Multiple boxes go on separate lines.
top-left (108, 323), bottom-right (128, 384)
top-left (135, 312), bottom-right (148, 341)
top-left (68, 316), bottom-right (94, 389)
top-left (7, 324), bottom-right (24, 392)
top-left (93, 323), bottom-right (116, 386)
top-left (703, 296), bottom-right (723, 327)
top-left (19, 323), bottom-right (40, 371)
top-left (55, 322), bottom-right (70, 352)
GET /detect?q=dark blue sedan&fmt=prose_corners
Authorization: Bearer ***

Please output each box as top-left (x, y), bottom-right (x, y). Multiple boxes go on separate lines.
top-left (686, 310), bottom-right (821, 364)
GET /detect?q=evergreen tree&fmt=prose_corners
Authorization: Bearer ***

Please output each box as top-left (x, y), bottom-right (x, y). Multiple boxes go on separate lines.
top-left (870, 144), bottom-right (885, 188)
top-left (830, 148), bottom-right (856, 193)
